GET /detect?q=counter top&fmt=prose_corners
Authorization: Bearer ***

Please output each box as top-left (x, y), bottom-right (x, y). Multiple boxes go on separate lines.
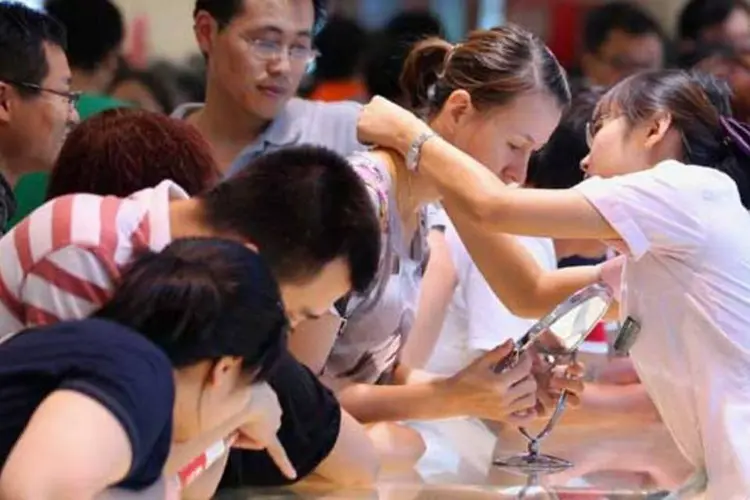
top-left (217, 415), bottom-right (700, 499)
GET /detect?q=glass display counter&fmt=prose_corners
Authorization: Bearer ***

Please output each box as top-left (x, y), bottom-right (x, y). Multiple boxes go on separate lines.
top-left (217, 417), bottom-right (702, 499)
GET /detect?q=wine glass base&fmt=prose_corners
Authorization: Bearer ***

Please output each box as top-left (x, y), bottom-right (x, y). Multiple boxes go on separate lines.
top-left (493, 453), bottom-right (573, 474)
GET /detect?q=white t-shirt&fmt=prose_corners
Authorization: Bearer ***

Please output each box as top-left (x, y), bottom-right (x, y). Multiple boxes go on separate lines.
top-left (425, 216), bottom-right (557, 375)
top-left (576, 160), bottom-right (750, 498)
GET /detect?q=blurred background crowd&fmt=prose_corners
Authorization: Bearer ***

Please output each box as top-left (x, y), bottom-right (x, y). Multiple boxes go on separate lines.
top-left (6, 0), bottom-right (750, 115)
top-left (5, 0), bottom-right (750, 231)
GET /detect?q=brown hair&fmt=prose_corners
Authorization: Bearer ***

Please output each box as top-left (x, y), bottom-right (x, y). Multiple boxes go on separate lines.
top-left (399, 24), bottom-right (570, 118)
top-left (593, 69), bottom-right (750, 207)
top-left (47, 108), bottom-right (220, 199)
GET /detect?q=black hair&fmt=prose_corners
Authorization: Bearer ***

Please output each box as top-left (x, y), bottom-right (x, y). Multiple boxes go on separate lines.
top-left (95, 238), bottom-right (288, 380)
top-left (45, 0), bottom-right (123, 72)
top-left (383, 10), bottom-right (445, 39)
top-left (679, 0), bottom-right (750, 42)
top-left (363, 11), bottom-right (445, 101)
top-left (595, 70), bottom-right (750, 208)
top-left (528, 87), bottom-right (605, 189)
top-left (200, 146), bottom-right (381, 293)
top-left (0, 2), bottom-right (66, 93)
top-left (583, 1), bottom-right (664, 54)
top-left (110, 65), bottom-right (177, 114)
top-left (194, 0), bottom-right (327, 33)
top-left (313, 15), bottom-right (367, 81)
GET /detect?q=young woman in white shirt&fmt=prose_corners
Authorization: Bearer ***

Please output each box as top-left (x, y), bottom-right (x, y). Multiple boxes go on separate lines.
top-left (404, 89), bottom-right (659, 428)
top-left (357, 70), bottom-right (750, 498)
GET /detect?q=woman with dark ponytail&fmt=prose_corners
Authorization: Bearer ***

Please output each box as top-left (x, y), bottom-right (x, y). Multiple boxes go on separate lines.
top-left (357, 69), bottom-right (750, 496)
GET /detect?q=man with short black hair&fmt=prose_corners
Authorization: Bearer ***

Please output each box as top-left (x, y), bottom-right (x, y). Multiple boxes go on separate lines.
top-left (45, 0), bottom-right (125, 114)
top-left (679, 0), bottom-right (750, 52)
top-left (173, 0), bottom-right (364, 174)
top-left (0, 2), bottom-right (76, 235)
top-left (0, 145), bottom-right (381, 486)
top-left (579, 2), bottom-right (665, 88)
top-left (7, 0), bottom-right (129, 232)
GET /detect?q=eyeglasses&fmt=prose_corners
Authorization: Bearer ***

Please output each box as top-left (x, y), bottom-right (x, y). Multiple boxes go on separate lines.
top-left (2, 80), bottom-right (81, 108)
top-left (247, 39), bottom-right (320, 65)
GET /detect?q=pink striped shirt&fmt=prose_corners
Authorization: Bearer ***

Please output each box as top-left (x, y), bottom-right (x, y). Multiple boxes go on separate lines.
top-left (0, 181), bottom-right (187, 341)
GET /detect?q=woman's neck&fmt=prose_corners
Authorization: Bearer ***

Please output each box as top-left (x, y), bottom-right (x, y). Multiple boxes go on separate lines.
top-left (370, 149), bottom-right (439, 231)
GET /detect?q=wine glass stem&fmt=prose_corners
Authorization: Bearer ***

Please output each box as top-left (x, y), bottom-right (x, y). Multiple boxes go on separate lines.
top-left (528, 438), bottom-right (540, 457)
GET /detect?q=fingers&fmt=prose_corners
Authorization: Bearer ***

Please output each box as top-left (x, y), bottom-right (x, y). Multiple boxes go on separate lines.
top-left (506, 374), bottom-right (537, 400)
top-left (498, 351), bottom-right (534, 388)
top-left (564, 361), bottom-right (586, 378)
top-left (550, 377), bottom-right (584, 396)
top-left (232, 434), bottom-right (265, 451)
top-left (480, 339), bottom-right (516, 366)
top-left (506, 408), bottom-right (538, 426)
top-left (265, 435), bottom-right (297, 480)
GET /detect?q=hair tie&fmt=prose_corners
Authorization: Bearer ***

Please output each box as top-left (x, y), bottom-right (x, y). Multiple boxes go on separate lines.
top-left (720, 116), bottom-right (750, 155)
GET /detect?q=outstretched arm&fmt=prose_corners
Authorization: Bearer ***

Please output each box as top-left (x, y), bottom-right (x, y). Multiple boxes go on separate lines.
top-left (357, 97), bottom-right (619, 241)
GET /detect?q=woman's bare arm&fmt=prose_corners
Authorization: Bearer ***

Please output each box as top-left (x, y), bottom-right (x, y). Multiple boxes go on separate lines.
top-left (0, 390), bottom-right (133, 500)
top-left (401, 229), bottom-right (459, 368)
top-left (445, 201), bottom-right (611, 318)
top-left (312, 409), bottom-right (381, 486)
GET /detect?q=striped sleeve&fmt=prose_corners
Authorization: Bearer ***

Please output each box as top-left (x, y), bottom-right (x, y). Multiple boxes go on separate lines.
top-left (20, 245), bottom-right (117, 326)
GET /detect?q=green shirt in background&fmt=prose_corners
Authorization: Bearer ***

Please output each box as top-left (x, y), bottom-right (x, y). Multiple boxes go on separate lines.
top-left (7, 93), bottom-right (130, 229)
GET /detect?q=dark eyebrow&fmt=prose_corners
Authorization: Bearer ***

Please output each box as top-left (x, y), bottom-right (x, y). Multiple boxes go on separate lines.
top-left (246, 25), bottom-right (312, 39)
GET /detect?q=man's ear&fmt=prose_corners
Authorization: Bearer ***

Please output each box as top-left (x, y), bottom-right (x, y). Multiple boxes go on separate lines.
top-left (194, 10), bottom-right (220, 57)
top-left (0, 83), bottom-right (14, 124)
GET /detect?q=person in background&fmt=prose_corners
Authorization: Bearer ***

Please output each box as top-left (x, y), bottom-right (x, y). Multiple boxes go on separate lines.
top-left (678, 0), bottom-right (750, 55)
top-left (0, 238), bottom-right (293, 499)
top-left (690, 43), bottom-right (750, 122)
top-left (0, 3), bottom-right (77, 235)
top-left (173, 0), bottom-right (364, 175)
top-left (307, 16), bottom-right (368, 103)
top-left (9, 0), bottom-right (128, 230)
top-left (577, 1), bottom-right (665, 89)
top-left (0, 145), bottom-right (382, 487)
top-left (363, 10), bottom-right (445, 104)
top-left (46, 108), bottom-right (220, 199)
top-left (44, 0), bottom-right (127, 117)
top-left (109, 67), bottom-right (178, 114)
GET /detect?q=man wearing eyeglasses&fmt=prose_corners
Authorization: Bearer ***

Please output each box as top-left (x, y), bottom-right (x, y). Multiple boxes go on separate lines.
top-left (172, 0), bottom-right (364, 177)
top-left (0, 3), bottom-right (79, 235)
top-left (173, 1), bottom-right (376, 491)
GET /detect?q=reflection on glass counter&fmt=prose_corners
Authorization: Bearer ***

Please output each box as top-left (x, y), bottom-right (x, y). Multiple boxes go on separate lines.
top-left (215, 418), bottom-right (701, 500)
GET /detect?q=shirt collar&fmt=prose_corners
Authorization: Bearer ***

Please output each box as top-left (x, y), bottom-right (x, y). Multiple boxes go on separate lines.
top-left (172, 99), bottom-right (303, 148)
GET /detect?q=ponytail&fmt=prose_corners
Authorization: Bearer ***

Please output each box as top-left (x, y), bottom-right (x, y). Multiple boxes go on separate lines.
top-left (399, 37), bottom-right (453, 116)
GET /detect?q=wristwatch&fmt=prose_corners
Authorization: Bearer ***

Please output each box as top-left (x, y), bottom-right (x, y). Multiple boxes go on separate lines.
top-left (405, 131), bottom-right (437, 172)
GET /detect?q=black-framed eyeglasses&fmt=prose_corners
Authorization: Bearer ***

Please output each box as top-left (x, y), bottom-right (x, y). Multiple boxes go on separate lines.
top-left (2, 80), bottom-right (81, 107)
top-left (247, 39), bottom-right (320, 66)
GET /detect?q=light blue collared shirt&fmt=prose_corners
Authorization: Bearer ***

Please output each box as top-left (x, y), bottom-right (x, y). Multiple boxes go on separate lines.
top-left (172, 97), bottom-right (366, 177)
